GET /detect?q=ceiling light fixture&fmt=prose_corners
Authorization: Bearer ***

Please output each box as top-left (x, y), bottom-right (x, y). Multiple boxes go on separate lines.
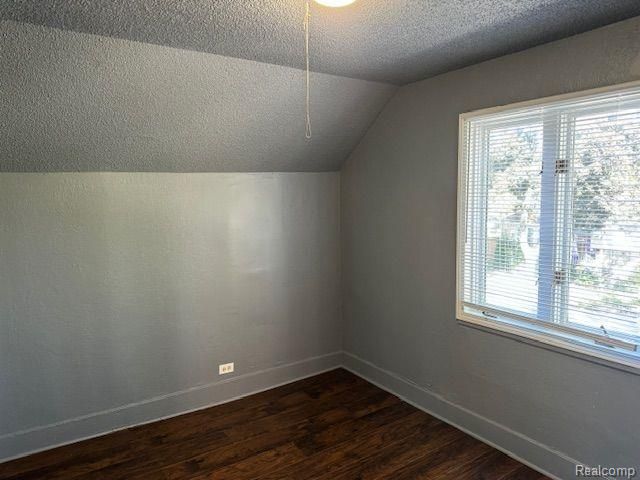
top-left (313, 0), bottom-right (356, 7)
top-left (304, 0), bottom-right (355, 139)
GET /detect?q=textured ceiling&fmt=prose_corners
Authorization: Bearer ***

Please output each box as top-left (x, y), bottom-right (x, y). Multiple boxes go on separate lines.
top-left (0, 21), bottom-right (395, 172)
top-left (2, 0), bottom-right (640, 85)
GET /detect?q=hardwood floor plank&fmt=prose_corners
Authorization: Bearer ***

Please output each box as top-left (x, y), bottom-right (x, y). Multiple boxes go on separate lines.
top-left (326, 421), bottom-right (466, 480)
top-left (0, 428), bottom-right (139, 480)
top-left (457, 450), bottom-right (523, 480)
top-left (3, 370), bottom-right (366, 480)
top-left (78, 383), bottom-right (398, 479)
top-left (503, 464), bottom-right (551, 480)
top-left (390, 435), bottom-right (493, 480)
top-left (132, 393), bottom-right (407, 479)
top-left (190, 442), bottom-right (306, 480)
top-left (254, 411), bottom-right (439, 480)
top-left (0, 368), bottom-right (550, 480)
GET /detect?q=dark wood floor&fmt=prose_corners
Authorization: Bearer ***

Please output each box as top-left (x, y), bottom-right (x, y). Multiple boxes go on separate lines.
top-left (0, 369), bottom-right (548, 480)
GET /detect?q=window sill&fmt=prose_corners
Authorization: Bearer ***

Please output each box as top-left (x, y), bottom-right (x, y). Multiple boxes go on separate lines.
top-left (457, 313), bottom-right (640, 376)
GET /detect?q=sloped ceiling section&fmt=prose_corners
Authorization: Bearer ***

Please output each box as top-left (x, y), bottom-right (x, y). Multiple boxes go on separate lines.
top-left (0, 21), bottom-right (396, 172)
top-left (2, 0), bottom-right (640, 85)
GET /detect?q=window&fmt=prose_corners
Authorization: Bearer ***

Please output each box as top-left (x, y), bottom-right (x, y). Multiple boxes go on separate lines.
top-left (457, 82), bottom-right (640, 369)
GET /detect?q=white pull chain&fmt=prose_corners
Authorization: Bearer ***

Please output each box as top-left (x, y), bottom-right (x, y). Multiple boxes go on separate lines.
top-left (304, 0), bottom-right (312, 139)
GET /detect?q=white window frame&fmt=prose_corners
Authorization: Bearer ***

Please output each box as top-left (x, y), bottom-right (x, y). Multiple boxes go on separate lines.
top-left (456, 80), bottom-right (640, 371)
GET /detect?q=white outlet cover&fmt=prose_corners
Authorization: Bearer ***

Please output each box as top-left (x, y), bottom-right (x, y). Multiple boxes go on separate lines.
top-left (219, 362), bottom-right (234, 375)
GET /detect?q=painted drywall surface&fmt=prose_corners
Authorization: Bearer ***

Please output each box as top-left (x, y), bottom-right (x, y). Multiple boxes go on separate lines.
top-left (0, 21), bottom-right (395, 172)
top-left (3, 1), bottom-right (640, 85)
top-left (0, 172), bottom-right (340, 437)
top-left (342, 17), bottom-right (640, 470)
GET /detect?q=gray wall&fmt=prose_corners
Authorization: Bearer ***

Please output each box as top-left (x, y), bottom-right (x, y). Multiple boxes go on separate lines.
top-left (0, 172), bottom-right (341, 459)
top-left (342, 17), bottom-right (640, 477)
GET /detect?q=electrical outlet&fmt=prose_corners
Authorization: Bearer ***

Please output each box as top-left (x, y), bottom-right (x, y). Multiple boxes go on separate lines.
top-left (219, 362), bottom-right (234, 375)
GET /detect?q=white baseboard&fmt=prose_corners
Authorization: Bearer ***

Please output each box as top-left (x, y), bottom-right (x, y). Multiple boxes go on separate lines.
top-left (0, 351), bottom-right (343, 463)
top-left (342, 352), bottom-right (589, 480)
top-left (2, 350), bottom-right (608, 480)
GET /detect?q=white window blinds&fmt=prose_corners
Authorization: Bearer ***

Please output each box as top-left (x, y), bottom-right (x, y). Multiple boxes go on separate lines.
top-left (457, 83), bottom-right (640, 367)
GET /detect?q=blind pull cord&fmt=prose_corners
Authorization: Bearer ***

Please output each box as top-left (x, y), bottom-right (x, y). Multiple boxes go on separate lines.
top-left (304, 0), bottom-right (312, 139)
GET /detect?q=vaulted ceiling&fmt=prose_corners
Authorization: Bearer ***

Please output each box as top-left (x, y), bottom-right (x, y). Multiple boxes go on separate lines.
top-left (1, 1), bottom-right (639, 172)
top-left (0, 21), bottom-right (395, 172)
